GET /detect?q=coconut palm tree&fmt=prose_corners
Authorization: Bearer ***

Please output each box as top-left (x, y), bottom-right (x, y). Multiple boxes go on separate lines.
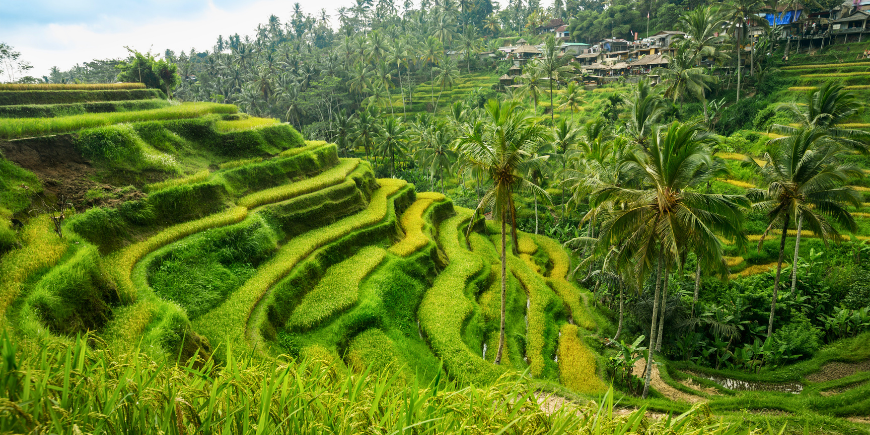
top-left (558, 82), bottom-right (585, 123)
top-left (772, 82), bottom-right (870, 153)
top-left (593, 121), bottom-right (748, 398)
top-left (354, 105), bottom-right (380, 160)
top-left (538, 34), bottom-right (575, 124)
top-left (659, 42), bottom-right (717, 115)
top-left (376, 117), bottom-right (409, 177)
top-left (622, 80), bottom-right (667, 150)
top-left (415, 122), bottom-right (457, 193)
top-left (677, 5), bottom-right (728, 64)
top-left (519, 60), bottom-right (545, 114)
top-left (457, 99), bottom-right (550, 365)
top-left (725, 0), bottom-right (765, 102)
top-left (432, 56), bottom-right (459, 112)
top-left (743, 128), bottom-right (863, 339)
top-left (551, 118), bottom-right (581, 220)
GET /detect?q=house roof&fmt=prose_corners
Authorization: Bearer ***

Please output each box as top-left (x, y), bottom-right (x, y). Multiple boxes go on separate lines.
top-left (513, 44), bottom-right (542, 54)
top-left (653, 30), bottom-right (686, 36)
top-left (834, 11), bottom-right (870, 22)
top-left (562, 42), bottom-right (590, 46)
top-left (629, 53), bottom-right (669, 66)
top-left (555, 25), bottom-right (569, 32)
top-left (539, 18), bottom-right (565, 29)
top-left (576, 52), bottom-right (599, 58)
top-left (517, 38), bottom-right (528, 44)
top-left (499, 74), bottom-right (513, 81)
top-left (607, 50), bottom-right (630, 55)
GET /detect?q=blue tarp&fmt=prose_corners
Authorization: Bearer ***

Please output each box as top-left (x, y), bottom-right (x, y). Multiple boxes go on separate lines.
top-left (766, 10), bottom-right (802, 26)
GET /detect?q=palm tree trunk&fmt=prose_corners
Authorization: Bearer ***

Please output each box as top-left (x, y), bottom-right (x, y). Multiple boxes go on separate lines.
top-left (692, 262), bottom-right (702, 318)
top-left (790, 214), bottom-right (803, 294)
top-left (737, 32), bottom-right (742, 102)
top-left (549, 80), bottom-right (555, 124)
top-left (398, 61), bottom-right (406, 118)
top-left (767, 216), bottom-right (790, 340)
top-left (642, 251), bottom-right (664, 399)
top-left (391, 151), bottom-right (395, 178)
top-left (655, 261), bottom-right (670, 352)
top-left (562, 160), bottom-right (568, 220)
top-left (495, 215), bottom-right (507, 365)
top-left (615, 284), bottom-right (624, 341)
top-left (534, 193), bottom-right (539, 235)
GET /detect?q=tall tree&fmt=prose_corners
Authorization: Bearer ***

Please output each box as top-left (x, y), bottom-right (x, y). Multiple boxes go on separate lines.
top-left (538, 34), bottom-right (574, 124)
top-left (376, 117), bottom-right (409, 177)
top-left (458, 99), bottom-right (550, 365)
top-left (594, 121), bottom-right (747, 398)
top-left (725, 0), bottom-right (765, 102)
top-left (744, 128), bottom-right (863, 339)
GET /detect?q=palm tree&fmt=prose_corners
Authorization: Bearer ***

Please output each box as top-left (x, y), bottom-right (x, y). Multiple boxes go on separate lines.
top-left (458, 25), bottom-right (480, 74)
top-left (677, 6), bottom-right (728, 64)
top-left (432, 56), bottom-right (459, 112)
top-left (551, 118), bottom-right (580, 220)
top-left (558, 82), bottom-right (584, 123)
top-left (538, 34), bottom-right (574, 124)
top-left (622, 80), bottom-right (666, 150)
top-left (743, 128), bottom-right (863, 339)
top-left (376, 117), bottom-right (409, 177)
top-left (519, 61), bottom-right (545, 114)
top-left (725, 0), bottom-right (765, 102)
top-left (415, 122), bottom-right (457, 193)
top-left (772, 83), bottom-right (870, 153)
top-left (659, 42), bottom-right (717, 115)
top-left (457, 99), bottom-right (550, 365)
top-left (593, 121), bottom-right (748, 398)
top-left (354, 106), bottom-right (380, 160)
top-left (333, 109), bottom-right (355, 157)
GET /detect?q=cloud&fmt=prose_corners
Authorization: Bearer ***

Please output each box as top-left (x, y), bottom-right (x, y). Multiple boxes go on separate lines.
top-left (0, 0), bottom-right (337, 77)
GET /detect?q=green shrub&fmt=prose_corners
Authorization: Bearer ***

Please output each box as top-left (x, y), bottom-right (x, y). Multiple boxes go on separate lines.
top-left (26, 243), bottom-right (117, 335)
top-left (0, 217), bottom-right (16, 253)
top-left (770, 313), bottom-right (823, 365)
top-left (148, 215), bottom-right (279, 319)
top-left (0, 89), bottom-right (164, 106)
top-left (67, 206), bottom-right (130, 252)
top-left (0, 99), bottom-right (171, 118)
top-left (132, 120), bottom-right (186, 153)
top-left (147, 181), bottom-right (230, 224)
top-left (75, 124), bottom-right (148, 168)
top-left (219, 144), bottom-right (338, 194)
top-left (0, 155), bottom-right (41, 213)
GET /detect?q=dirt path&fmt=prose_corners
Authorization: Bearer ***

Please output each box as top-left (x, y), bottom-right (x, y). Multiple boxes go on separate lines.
top-left (534, 392), bottom-right (668, 420)
top-left (634, 359), bottom-right (707, 404)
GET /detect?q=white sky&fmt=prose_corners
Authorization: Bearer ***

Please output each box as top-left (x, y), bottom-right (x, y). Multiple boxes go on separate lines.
top-left (1, 0), bottom-right (535, 79)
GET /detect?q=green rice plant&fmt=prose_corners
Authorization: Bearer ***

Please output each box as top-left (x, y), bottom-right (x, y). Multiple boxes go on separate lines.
top-left (193, 179), bottom-right (408, 353)
top-left (106, 206), bottom-right (249, 302)
top-left (278, 140), bottom-right (331, 157)
top-left (0, 102), bottom-right (236, 140)
top-left (218, 157), bottom-right (263, 170)
top-left (2, 333), bottom-right (761, 435)
top-left (558, 323), bottom-right (607, 394)
top-left (389, 193), bottom-right (446, 256)
top-left (215, 117), bottom-right (279, 132)
top-left (286, 247), bottom-right (387, 331)
top-left (800, 71), bottom-right (870, 79)
top-left (0, 89), bottom-right (164, 107)
top-left (418, 209), bottom-right (505, 384)
top-left (145, 170), bottom-right (211, 193)
top-left (0, 216), bottom-right (68, 325)
top-left (237, 157), bottom-right (356, 208)
top-left (147, 181), bottom-right (231, 223)
top-left (0, 99), bottom-right (171, 118)
top-left (0, 83), bottom-right (146, 90)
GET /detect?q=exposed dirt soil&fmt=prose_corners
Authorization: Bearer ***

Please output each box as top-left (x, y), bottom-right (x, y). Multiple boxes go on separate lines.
top-left (679, 378), bottom-right (721, 396)
top-left (807, 360), bottom-right (870, 383)
top-left (534, 392), bottom-right (667, 420)
top-left (634, 359), bottom-right (707, 404)
top-left (1, 135), bottom-right (145, 211)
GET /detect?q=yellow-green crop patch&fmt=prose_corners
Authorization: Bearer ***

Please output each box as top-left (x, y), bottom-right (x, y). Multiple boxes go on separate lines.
top-left (557, 323), bottom-right (607, 394)
top-left (238, 157), bottom-right (358, 208)
top-left (389, 193), bottom-right (446, 256)
top-left (287, 246), bottom-right (387, 331)
top-left (215, 117), bottom-right (280, 132)
top-left (0, 83), bottom-right (146, 91)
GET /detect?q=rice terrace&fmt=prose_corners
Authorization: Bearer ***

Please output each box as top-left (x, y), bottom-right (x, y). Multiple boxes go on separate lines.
top-left (2, 0), bottom-right (870, 433)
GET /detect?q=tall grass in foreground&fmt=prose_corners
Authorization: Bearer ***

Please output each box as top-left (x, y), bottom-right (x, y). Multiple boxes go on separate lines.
top-left (0, 83), bottom-right (145, 90)
top-left (0, 334), bottom-right (768, 434)
top-left (0, 102), bottom-right (237, 139)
